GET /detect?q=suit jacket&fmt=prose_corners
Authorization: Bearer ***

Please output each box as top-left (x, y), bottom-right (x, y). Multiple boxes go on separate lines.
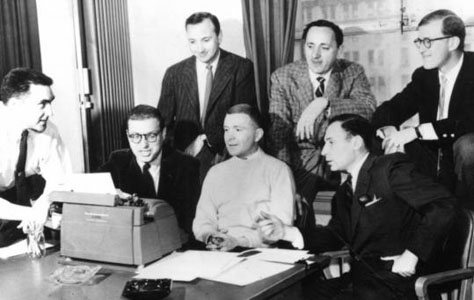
top-left (98, 146), bottom-right (200, 236)
top-left (303, 153), bottom-right (456, 266)
top-left (373, 52), bottom-right (474, 145)
top-left (268, 59), bottom-right (376, 169)
top-left (158, 49), bottom-right (257, 155)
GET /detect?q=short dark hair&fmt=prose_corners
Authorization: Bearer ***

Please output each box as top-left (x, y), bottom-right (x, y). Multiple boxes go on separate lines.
top-left (185, 12), bottom-right (221, 35)
top-left (0, 68), bottom-right (53, 104)
top-left (418, 9), bottom-right (465, 51)
top-left (127, 105), bottom-right (165, 131)
top-left (302, 19), bottom-right (344, 47)
top-left (328, 114), bottom-right (374, 150)
top-left (226, 104), bottom-right (263, 129)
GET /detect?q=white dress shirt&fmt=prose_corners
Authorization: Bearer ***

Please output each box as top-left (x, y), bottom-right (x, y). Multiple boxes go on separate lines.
top-left (136, 152), bottom-right (162, 195)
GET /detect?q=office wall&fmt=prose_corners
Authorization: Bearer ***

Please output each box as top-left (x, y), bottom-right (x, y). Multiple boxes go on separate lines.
top-left (36, 0), bottom-right (85, 173)
top-left (128, 0), bottom-right (246, 106)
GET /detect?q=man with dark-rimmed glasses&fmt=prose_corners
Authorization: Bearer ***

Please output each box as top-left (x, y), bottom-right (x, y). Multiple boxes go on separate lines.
top-left (98, 105), bottom-right (200, 238)
top-left (373, 9), bottom-right (474, 209)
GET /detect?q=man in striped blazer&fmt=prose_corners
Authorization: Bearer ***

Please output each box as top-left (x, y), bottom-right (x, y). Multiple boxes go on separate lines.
top-left (158, 12), bottom-right (257, 182)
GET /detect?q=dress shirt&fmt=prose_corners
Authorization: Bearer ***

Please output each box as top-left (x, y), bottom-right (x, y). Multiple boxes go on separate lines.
top-left (196, 52), bottom-right (220, 119)
top-left (136, 152), bottom-right (162, 195)
top-left (0, 104), bottom-right (72, 198)
top-left (419, 54), bottom-right (464, 139)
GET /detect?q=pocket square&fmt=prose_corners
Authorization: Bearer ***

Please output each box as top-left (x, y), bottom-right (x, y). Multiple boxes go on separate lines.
top-left (365, 195), bottom-right (382, 207)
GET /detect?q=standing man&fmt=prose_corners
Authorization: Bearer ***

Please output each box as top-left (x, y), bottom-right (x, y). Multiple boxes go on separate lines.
top-left (0, 68), bottom-right (72, 246)
top-left (372, 9), bottom-right (474, 209)
top-left (268, 20), bottom-right (376, 222)
top-left (158, 12), bottom-right (257, 182)
top-left (98, 105), bottom-right (200, 238)
top-left (193, 104), bottom-right (294, 251)
top-left (259, 114), bottom-right (456, 300)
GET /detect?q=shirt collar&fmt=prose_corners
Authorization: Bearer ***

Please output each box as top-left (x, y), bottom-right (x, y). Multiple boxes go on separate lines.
top-left (233, 146), bottom-right (262, 161)
top-left (439, 53), bottom-right (463, 83)
top-left (196, 49), bottom-right (221, 73)
top-left (347, 152), bottom-right (370, 189)
top-left (308, 68), bottom-right (332, 85)
top-left (136, 151), bottom-right (162, 170)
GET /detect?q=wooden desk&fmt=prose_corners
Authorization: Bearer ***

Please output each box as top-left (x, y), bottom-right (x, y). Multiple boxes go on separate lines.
top-left (0, 248), bottom-right (329, 300)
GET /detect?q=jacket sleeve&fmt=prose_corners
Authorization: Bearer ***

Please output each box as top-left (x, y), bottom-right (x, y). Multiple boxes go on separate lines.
top-left (387, 154), bottom-right (457, 261)
top-left (329, 63), bottom-right (377, 120)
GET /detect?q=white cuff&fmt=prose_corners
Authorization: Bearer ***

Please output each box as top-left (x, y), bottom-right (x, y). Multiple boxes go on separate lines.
top-left (418, 123), bottom-right (438, 140)
top-left (284, 226), bottom-right (304, 249)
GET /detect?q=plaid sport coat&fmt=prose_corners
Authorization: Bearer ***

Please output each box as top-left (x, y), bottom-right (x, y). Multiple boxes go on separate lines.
top-left (268, 59), bottom-right (376, 169)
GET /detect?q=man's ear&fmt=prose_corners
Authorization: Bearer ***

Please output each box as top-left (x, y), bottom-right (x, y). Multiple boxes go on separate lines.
top-left (255, 128), bottom-right (264, 143)
top-left (351, 135), bottom-right (364, 151)
top-left (448, 36), bottom-right (460, 52)
top-left (336, 44), bottom-right (344, 58)
top-left (218, 31), bottom-right (223, 45)
top-left (162, 127), bottom-right (167, 139)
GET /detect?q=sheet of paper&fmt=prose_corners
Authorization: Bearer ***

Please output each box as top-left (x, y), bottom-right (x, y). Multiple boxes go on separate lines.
top-left (134, 251), bottom-right (242, 281)
top-left (0, 239), bottom-right (54, 259)
top-left (239, 248), bottom-right (312, 264)
top-left (61, 173), bottom-right (117, 194)
top-left (208, 259), bottom-right (293, 286)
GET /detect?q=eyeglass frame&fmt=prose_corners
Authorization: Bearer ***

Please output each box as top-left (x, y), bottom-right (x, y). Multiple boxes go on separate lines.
top-left (127, 130), bottom-right (162, 144)
top-left (413, 36), bottom-right (454, 49)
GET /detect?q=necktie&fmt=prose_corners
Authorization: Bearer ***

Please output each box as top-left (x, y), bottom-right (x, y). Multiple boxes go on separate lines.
top-left (437, 74), bottom-right (448, 120)
top-left (315, 76), bottom-right (325, 98)
top-left (15, 130), bottom-right (29, 206)
top-left (201, 64), bottom-right (213, 126)
top-left (141, 163), bottom-right (156, 198)
top-left (344, 174), bottom-right (353, 200)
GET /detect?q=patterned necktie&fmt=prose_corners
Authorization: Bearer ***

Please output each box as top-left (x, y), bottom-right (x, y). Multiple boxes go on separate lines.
top-left (15, 130), bottom-right (29, 205)
top-left (315, 76), bottom-right (325, 98)
top-left (201, 64), bottom-right (213, 126)
top-left (437, 74), bottom-right (448, 120)
top-left (141, 163), bottom-right (156, 197)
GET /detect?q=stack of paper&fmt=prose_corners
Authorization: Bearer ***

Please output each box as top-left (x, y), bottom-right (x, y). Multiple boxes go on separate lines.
top-left (134, 248), bottom-right (312, 286)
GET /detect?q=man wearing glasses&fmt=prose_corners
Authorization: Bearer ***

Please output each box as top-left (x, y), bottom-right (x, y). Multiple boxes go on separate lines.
top-left (373, 9), bottom-right (474, 209)
top-left (98, 105), bottom-right (200, 238)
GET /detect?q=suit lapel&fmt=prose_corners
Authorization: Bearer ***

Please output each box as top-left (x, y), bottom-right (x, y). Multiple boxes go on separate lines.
top-left (206, 49), bottom-right (232, 116)
top-left (294, 61), bottom-right (314, 112)
top-left (182, 57), bottom-right (200, 119)
top-left (157, 149), bottom-right (174, 198)
top-left (350, 154), bottom-right (376, 240)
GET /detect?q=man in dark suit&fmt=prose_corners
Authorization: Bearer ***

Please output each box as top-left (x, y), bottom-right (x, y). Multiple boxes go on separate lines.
top-left (258, 114), bottom-right (456, 300)
top-left (98, 105), bottom-right (200, 239)
top-left (372, 10), bottom-right (474, 209)
top-left (158, 12), bottom-right (257, 182)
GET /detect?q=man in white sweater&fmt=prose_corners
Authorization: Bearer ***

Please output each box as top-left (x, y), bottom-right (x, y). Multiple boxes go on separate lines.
top-left (193, 104), bottom-right (295, 251)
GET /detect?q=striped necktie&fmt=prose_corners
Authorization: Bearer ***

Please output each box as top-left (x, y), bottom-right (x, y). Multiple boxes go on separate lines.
top-left (201, 64), bottom-right (213, 126)
top-left (315, 76), bottom-right (325, 98)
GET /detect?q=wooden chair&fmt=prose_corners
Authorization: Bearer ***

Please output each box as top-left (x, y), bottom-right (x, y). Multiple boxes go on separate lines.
top-left (415, 209), bottom-right (474, 300)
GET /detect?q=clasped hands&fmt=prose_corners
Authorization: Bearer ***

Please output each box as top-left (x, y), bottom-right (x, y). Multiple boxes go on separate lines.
top-left (376, 126), bottom-right (417, 154)
top-left (206, 229), bottom-right (239, 252)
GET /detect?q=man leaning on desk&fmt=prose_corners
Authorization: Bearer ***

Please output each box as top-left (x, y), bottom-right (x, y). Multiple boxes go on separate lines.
top-left (193, 104), bottom-right (295, 251)
top-left (0, 68), bottom-right (72, 247)
top-left (98, 105), bottom-right (200, 239)
top-left (257, 114), bottom-right (456, 300)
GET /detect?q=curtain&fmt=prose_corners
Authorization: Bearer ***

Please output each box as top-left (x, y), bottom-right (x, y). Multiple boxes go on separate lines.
top-left (241, 0), bottom-right (298, 114)
top-left (0, 0), bottom-right (42, 80)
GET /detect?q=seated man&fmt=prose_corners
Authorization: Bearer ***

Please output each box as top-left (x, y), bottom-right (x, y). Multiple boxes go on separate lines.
top-left (258, 114), bottom-right (456, 300)
top-left (0, 68), bottom-right (72, 246)
top-left (193, 104), bottom-right (295, 251)
top-left (98, 105), bottom-right (200, 238)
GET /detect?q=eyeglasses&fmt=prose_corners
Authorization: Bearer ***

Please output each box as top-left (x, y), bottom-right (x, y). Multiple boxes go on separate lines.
top-left (413, 36), bottom-right (453, 49)
top-left (127, 131), bottom-right (161, 144)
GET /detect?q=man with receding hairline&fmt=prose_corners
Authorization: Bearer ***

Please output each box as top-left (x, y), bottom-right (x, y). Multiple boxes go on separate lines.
top-left (158, 12), bottom-right (257, 183)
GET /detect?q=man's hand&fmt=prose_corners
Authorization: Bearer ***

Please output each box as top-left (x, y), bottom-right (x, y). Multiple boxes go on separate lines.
top-left (296, 98), bottom-right (328, 140)
top-left (381, 249), bottom-right (419, 277)
top-left (206, 230), bottom-right (239, 252)
top-left (257, 211), bottom-right (285, 243)
top-left (377, 126), bottom-right (417, 154)
top-left (184, 135), bottom-right (206, 157)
